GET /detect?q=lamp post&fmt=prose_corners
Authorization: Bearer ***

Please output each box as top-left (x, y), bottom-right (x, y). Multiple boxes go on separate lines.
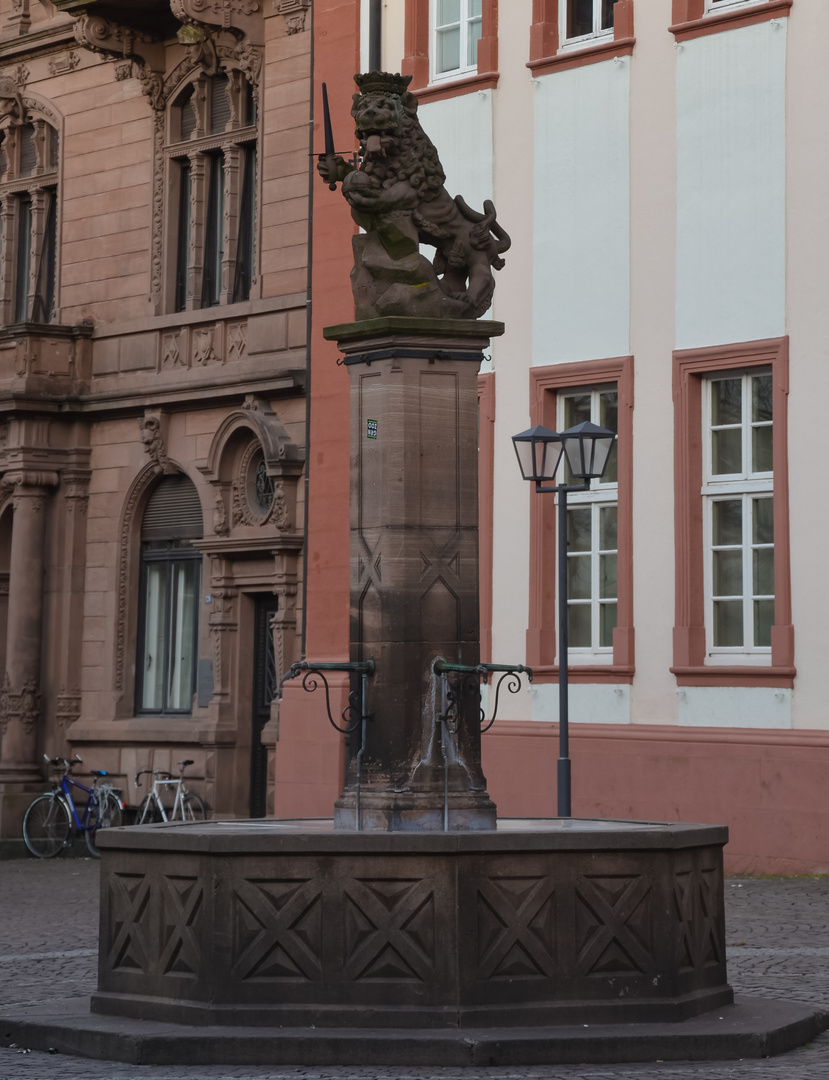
top-left (512, 421), bottom-right (616, 817)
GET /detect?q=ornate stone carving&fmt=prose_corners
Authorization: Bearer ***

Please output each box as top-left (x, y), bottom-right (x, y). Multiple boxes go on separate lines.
top-left (138, 412), bottom-right (169, 474)
top-left (0, 77), bottom-right (26, 126)
top-left (0, 673), bottom-right (42, 735)
top-left (49, 51), bottom-right (80, 77)
top-left (226, 322), bottom-right (247, 362)
top-left (62, 473), bottom-right (90, 517)
top-left (276, 0), bottom-right (310, 36)
top-left (318, 72), bottom-right (511, 321)
top-left (73, 15), bottom-right (159, 67)
top-left (230, 441), bottom-right (290, 529)
top-left (193, 326), bottom-right (220, 366)
top-left (136, 66), bottom-right (165, 112)
top-left (12, 64), bottom-right (29, 88)
top-left (213, 489), bottom-right (228, 535)
top-left (150, 111), bottom-right (165, 303)
top-left (232, 42), bottom-right (261, 101)
top-left (161, 331), bottom-right (184, 370)
top-left (113, 60), bottom-right (134, 81)
top-left (208, 587), bottom-right (238, 693)
top-left (56, 686), bottom-right (81, 729)
top-left (171, 0), bottom-right (262, 41)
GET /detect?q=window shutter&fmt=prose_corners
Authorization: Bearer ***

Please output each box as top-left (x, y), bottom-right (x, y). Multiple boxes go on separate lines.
top-left (141, 474), bottom-right (204, 540)
top-left (210, 75), bottom-right (231, 134)
top-left (19, 126), bottom-right (36, 177)
top-left (179, 84), bottom-right (197, 142)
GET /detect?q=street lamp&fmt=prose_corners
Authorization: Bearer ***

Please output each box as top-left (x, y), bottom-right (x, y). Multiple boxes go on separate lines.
top-left (512, 420), bottom-right (617, 817)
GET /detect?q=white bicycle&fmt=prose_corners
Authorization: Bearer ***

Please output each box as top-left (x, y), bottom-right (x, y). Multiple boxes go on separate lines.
top-left (134, 759), bottom-right (207, 823)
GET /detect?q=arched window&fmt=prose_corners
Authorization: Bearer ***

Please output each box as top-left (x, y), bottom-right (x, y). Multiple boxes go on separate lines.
top-left (167, 67), bottom-right (257, 312)
top-left (136, 474), bottom-right (203, 715)
top-left (0, 116), bottom-right (59, 324)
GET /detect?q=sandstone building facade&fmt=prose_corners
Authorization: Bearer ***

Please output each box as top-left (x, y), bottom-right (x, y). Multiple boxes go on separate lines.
top-left (0, 0), bottom-right (312, 832)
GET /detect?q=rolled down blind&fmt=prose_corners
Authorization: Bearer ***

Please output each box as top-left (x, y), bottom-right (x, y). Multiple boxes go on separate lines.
top-left (211, 75), bottom-right (231, 134)
top-left (141, 474), bottom-right (203, 540)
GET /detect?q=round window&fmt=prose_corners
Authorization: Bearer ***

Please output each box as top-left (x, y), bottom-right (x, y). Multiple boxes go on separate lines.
top-left (248, 450), bottom-right (274, 516)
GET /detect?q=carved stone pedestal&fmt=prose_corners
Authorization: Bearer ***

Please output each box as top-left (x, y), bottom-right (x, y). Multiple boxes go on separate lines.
top-left (92, 818), bottom-right (733, 1029)
top-left (323, 317), bottom-right (504, 832)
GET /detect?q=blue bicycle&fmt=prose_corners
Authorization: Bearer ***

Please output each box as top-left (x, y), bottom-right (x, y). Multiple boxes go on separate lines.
top-left (22, 754), bottom-right (124, 858)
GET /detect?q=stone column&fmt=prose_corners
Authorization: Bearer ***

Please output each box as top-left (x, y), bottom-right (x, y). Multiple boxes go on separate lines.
top-left (0, 473), bottom-right (56, 781)
top-left (326, 317), bottom-right (503, 830)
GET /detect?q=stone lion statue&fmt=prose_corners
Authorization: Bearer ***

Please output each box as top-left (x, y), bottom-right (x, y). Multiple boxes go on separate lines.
top-left (318, 71), bottom-right (510, 321)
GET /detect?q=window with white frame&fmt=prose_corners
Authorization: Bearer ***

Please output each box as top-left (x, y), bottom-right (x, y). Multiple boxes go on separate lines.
top-left (0, 118), bottom-right (59, 325)
top-left (168, 69), bottom-right (257, 312)
top-left (702, 371), bottom-right (773, 660)
top-left (561, 0), bottom-right (615, 47)
top-left (431, 0), bottom-right (482, 81)
top-left (558, 386), bottom-right (618, 658)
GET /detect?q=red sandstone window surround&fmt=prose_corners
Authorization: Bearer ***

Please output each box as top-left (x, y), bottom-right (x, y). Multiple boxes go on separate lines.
top-left (402, 0), bottom-right (499, 104)
top-left (528, 0), bottom-right (635, 77)
top-left (670, 0), bottom-right (792, 43)
top-left (671, 338), bottom-right (794, 688)
top-left (526, 356), bottom-right (634, 685)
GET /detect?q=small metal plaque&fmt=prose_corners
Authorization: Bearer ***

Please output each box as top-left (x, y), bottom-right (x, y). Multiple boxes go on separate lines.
top-left (367, 419), bottom-right (378, 439)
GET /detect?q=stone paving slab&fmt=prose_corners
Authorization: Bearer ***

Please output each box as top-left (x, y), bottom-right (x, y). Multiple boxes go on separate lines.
top-left (1, 861), bottom-right (829, 1078)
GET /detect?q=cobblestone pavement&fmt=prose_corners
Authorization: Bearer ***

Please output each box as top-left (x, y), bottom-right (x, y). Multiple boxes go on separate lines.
top-left (1, 861), bottom-right (828, 1079)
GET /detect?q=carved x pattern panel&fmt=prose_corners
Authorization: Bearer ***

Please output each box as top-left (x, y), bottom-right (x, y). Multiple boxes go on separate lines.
top-left (231, 878), bottom-right (323, 982)
top-left (102, 871), bottom-right (203, 978)
top-left (342, 877), bottom-right (435, 982)
top-left (476, 876), bottom-right (556, 980)
top-left (104, 872), bottom-right (153, 974)
top-left (574, 875), bottom-right (654, 977)
top-left (158, 876), bottom-right (203, 977)
top-left (674, 865), bottom-right (725, 972)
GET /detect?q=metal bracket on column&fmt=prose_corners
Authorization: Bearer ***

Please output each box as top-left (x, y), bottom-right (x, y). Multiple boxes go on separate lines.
top-left (433, 660), bottom-right (533, 731)
top-left (433, 660), bottom-right (533, 830)
top-left (281, 660), bottom-right (375, 830)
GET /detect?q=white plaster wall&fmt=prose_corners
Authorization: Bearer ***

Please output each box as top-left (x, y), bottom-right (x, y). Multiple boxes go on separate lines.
top-left (532, 683), bottom-right (631, 725)
top-left (532, 60), bottom-right (631, 365)
top-left (486, 0), bottom-right (534, 691)
top-left (677, 687), bottom-right (791, 729)
top-left (783, 0), bottom-right (829, 732)
top-left (362, 0), bottom-right (407, 80)
top-left (675, 21), bottom-right (786, 349)
top-left (419, 93), bottom-right (495, 217)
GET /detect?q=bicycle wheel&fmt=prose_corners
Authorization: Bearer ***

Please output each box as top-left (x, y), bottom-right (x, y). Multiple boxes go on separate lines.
top-left (137, 794), bottom-right (162, 824)
top-left (23, 795), bottom-right (71, 858)
top-left (85, 800), bottom-right (101, 857)
top-left (98, 790), bottom-right (123, 830)
top-left (182, 793), bottom-right (207, 821)
top-left (85, 791), bottom-right (123, 858)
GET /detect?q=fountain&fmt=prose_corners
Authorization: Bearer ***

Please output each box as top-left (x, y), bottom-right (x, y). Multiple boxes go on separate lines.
top-left (29, 72), bottom-right (822, 1066)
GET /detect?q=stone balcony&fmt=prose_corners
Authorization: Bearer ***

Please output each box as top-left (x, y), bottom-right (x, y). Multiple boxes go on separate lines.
top-left (52, 0), bottom-right (180, 38)
top-left (0, 322), bottom-right (93, 403)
